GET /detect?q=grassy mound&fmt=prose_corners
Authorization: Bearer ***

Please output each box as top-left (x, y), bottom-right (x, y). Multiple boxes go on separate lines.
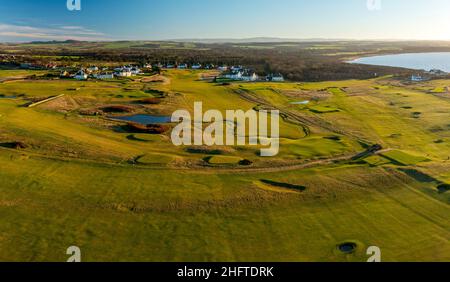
top-left (145, 89), bottom-right (167, 98)
top-left (309, 105), bottom-right (340, 113)
top-left (135, 154), bottom-right (173, 165)
top-left (206, 155), bottom-right (242, 165)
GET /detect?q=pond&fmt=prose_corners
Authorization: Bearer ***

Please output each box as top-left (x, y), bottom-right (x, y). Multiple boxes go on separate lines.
top-left (348, 52), bottom-right (450, 72)
top-left (110, 114), bottom-right (172, 124)
top-left (338, 242), bottom-right (357, 254)
top-left (0, 95), bottom-right (17, 99)
top-left (290, 100), bottom-right (310, 105)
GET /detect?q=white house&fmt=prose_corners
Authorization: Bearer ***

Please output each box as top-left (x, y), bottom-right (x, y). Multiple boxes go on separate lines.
top-left (217, 66), bottom-right (228, 71)
top-left (178, 64), bottom-right (188, 69)
top-left (113, 66), bottom-right (139, 77)
top-left (230, 66), bottom-right (243, 72)
top-left (411, 75), bottom-right (424, 82)
top-left (87, 66), bottom-right (99, 73)
top-left (428, 69), bottom-right (447, 76)
top-left (191, 64), bottom-right (202, 69)
top-left (241, 71), bottom-right (258, 82)
top-left (115, 70), bottom-right (132, 77)
top-left (224, 70), bottom-right (243, 80)
top-left (75, 70), bottom-right (88, 80)
top-left (266, 73), bottom-right (285, 82)
top-left (95, 73), bottom-right (114, 80)
top-left (130, 66), bottom-right (141, 75)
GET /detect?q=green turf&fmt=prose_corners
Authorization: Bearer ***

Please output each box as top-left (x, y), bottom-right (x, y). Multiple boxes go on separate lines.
top-left (0, 69), bottom-right (449, 262)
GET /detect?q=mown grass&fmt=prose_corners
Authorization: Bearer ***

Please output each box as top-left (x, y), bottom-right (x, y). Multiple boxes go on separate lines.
top-left (381, 150), bottom-right (429, 166)
top-left (206, 155), bottom-right (242, 165)
top-left (0, 152), bottom-right (448, 261)
top-left (0, 69), bottom-right (449, 262)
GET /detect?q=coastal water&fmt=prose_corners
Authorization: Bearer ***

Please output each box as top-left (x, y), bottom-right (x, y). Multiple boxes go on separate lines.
top-left (349, 52), bottom-right (450, 72)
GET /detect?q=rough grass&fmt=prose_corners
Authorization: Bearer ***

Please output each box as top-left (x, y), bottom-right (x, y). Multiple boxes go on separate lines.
top-left (1, 69), bottom-right (450, 262)
top-left (0, 152), bottom-right (448, 262)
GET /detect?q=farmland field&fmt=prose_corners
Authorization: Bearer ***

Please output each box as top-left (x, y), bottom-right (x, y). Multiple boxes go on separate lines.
top-left (0, 68), bottom-right (449, 262)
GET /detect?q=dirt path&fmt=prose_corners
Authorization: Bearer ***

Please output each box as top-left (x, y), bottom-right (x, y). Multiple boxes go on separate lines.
top-left (0, 144), bottom-right (388, 175)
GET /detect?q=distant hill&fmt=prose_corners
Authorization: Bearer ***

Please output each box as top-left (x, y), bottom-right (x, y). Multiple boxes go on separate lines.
top-left (170, 37), bottom-right (346, 44)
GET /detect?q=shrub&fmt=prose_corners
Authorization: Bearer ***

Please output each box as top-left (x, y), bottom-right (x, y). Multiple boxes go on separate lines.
top-left (239, 159), bottom-right (253, 166)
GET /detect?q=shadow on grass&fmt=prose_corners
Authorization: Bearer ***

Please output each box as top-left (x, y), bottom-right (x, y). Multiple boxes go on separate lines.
top-left (260, 179), bottom-right (306, 192)
top-left (398, 168), bottom-right (438, 183)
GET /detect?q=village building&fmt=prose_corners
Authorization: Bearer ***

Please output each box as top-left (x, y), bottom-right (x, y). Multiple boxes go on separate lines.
top-left (114, 66), bottom-right (139, 77)
top-left (75, 70), bottom-right (88, 80)
top-left (130, 66), bottom-right (141, 75)
top-left (191, 64), bottom-right (202, 69)
top-left (266, 73), bottom-right (285, 82)
top-left (115, 69), bottom-right (132, 77)
top-left (217, 65), bottom-right (228, 71)
top-left (178, 63), bottom-right (188, 69)
top-left (60, 71), bottom-right (71, 78)
top-left (411, 74), bottom-right (425, 82)
top-left (87, 66), bottom-right (99, 73)
top-left (20, 63), bottom-right (33, 69)
top-left (94, 73), bottom-right (114, 80)
top-left (241, 70), bottom-right (258, 81)
top-left (427, 69), bottom-right (447, 76)
top-left (230, 65), bottom-right (243, 72)
top-left (224, 70), bottom-right (243, 80)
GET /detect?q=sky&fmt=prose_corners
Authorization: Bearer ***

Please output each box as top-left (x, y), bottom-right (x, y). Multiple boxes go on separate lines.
top-left (1, 0), bottom-right (450, 42)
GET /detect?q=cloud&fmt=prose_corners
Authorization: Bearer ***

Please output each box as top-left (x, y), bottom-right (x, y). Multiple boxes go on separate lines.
top-left (0, 23), bottom-right (109, 41)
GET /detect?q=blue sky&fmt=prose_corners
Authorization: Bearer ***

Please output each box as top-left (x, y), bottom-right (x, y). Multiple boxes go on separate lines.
top-left (1, 0), bottom-right (450, 42)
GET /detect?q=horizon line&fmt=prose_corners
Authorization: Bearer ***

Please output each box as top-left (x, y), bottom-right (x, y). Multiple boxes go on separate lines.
top-left (2, 37), bottom-right (450, 44)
